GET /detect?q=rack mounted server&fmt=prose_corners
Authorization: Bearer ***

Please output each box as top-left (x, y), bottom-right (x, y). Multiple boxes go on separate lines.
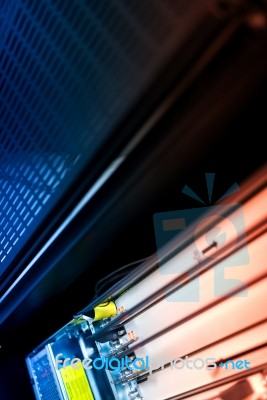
top-left (26, 166), bottom-right (267, 400)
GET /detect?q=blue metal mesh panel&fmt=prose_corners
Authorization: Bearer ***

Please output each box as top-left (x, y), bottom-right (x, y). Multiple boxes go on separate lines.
top-left (0, 0), bottom-right (183, 277)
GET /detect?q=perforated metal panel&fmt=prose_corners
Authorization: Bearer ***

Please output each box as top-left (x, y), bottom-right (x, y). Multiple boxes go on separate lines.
top-left (0, 0), bottom-right (194, 277)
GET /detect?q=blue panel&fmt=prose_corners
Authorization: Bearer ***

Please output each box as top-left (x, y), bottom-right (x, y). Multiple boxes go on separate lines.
top-left (0, 0), bottom-right (183, 276)
top-left (28, 348), bottom-right (62, 400)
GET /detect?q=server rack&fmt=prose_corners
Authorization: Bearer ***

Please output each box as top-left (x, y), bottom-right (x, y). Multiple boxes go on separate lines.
top-left (26, 166), bottom-right (267, 400)
top-left (1, 0), bottom-right (267, 399)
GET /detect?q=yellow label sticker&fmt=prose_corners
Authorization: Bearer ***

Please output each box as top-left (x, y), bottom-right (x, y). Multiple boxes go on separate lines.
top-left (60, 362), bottom-right (94, 400)
top-left (94, 300), bottom-right (117, 321)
